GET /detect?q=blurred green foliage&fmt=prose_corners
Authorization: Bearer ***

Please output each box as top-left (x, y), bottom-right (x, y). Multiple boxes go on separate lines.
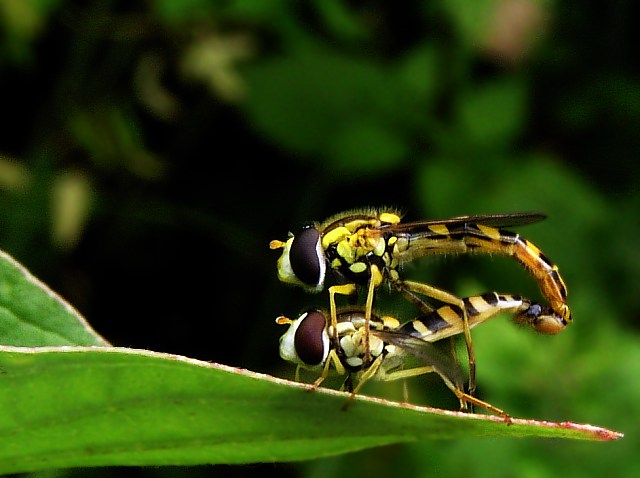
top-left (0, 0), bottom-right (638, 477)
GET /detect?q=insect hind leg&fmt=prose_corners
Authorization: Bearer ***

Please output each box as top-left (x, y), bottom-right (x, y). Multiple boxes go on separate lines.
top-left (392, 279), bottom-right (477, 399)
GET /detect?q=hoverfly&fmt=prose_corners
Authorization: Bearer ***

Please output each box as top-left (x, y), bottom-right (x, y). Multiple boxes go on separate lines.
top-left (277, 291), bottom-right (559, 423)
top-left (270, 209), bottom-right (571, 395)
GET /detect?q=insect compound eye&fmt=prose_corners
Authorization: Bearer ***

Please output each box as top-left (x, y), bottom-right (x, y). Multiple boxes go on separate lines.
top-left (289, 226), bottom-right (325, 288)
top-left (526, 303), bottom-right (543, 317)
top-left (294, 310), bottom-right (329, 366)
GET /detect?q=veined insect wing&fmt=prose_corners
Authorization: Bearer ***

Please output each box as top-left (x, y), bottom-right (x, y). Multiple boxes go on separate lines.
top-left (373, 330), bottom-right (465, 392)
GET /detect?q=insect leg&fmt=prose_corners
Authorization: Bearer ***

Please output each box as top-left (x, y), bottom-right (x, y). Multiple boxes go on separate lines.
top-left (437, 371), bottom-right (512, 424)
top-left (308, 348), bottom-right (345, 392)
top-left (362, 265), bottom-right (381, 364)
top-left (328, 283), bottom-right (357, 350)
top-left (392, 279), bottom-right (477, 398)
top-left (341, 354), bottom-right (385, 411)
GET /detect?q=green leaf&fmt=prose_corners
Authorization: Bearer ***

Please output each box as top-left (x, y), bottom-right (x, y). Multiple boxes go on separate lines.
top-left (455, 78), bottom-right (527, 149)
top-left (439, 0), bottom-right (495, 45)
top-left (0, 346), bottom-right (622, 474)
top-left (242, 44), bottom-right (399, 164)
top-left (0, 250), bottom-right (108, 347)
top-left (313, 0), bottom-right (368, 41)
top-left (325, 118), bottom-right (408, 177)
top-left (152, 0), bottom-right (214, 24)
top-left (394, 43), bottom-right (441, 109)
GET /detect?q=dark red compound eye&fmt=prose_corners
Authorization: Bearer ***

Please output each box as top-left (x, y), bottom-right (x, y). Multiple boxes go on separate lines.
top-left (289, 227), bottom-right (322, 286)
top-left (294, 310), bottom-right (327, 366)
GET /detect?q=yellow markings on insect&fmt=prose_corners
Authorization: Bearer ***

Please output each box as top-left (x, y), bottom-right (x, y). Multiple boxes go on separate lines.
top-left (373, 239), bottom-right (386, 257)
top-left (558, 303), bottom-right (571, 322)
top-left (428, 224), bottom-right (450, 235)
top-left (379, 212), bottom-right (401, 224)
top-left (349, 230), bottom-right (373, 255)
top-left (410, 320), bottom-right (431, 336)
top-left (380, 315), bottom-right (400, 329)
top-left (555, 271), bottom-right (569, 300)
top-left (476, 224), bottom-right (502, 241)
top-left (322, 226), bottom-right (352, 250)
top-left (334, 321), bottom-right (356, 336)
top-left (341, 332), bottom-right (385, 368)
top-left (337, 240), bottom-right (356, 263)
top-left (467, 295), bottom-right (495, 315)
top-left (343, 218), bottom-right (373, 232)
top-left (269, 239), bottom-right (287, 250)
top-left (371, 263), bottom-right (384, 287)
top-left (439, 305), bottom-right (465, 324)
top-left (523, 238), bottom-right (543, 259)
top-left (349, 262), bottom-right (367, 274)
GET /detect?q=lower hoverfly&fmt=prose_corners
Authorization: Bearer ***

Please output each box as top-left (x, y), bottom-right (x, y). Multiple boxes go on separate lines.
top-left (277, 291), bottom-right (559, 423)
top-left (270, 209), bottom-right (572, 396)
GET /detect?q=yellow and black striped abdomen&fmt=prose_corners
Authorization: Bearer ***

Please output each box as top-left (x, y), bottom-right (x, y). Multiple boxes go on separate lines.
top-left (392, 222), bottom-right (571, 330)
top-left (397, 291), bottom-right (564, 342)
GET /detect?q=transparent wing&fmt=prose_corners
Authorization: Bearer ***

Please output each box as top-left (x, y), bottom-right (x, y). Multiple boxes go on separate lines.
top-left (382, 212), bottom-right (546, 233)
top-left (372, 330), bottom-right (465, 391)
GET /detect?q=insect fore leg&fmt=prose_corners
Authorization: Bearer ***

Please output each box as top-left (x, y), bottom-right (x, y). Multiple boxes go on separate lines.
top-left (341, 354), bottom-right (385, 411)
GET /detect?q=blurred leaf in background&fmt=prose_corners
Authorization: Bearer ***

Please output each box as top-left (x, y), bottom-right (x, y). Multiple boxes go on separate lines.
top-left (0, 0), bottom-right (638, 477)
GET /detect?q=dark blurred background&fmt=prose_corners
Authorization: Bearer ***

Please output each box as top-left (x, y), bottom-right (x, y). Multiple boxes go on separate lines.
top-left (1, 1), bottom-right (638, 477)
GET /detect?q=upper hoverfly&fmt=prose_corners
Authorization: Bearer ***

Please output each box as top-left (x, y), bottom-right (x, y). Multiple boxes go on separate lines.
top-left (270, 209), bottom-right (572, 395)
top-left (277, 291), bottom-right (560, 423)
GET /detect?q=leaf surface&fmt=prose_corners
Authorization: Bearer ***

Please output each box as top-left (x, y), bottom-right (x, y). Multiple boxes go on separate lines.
top-left (0, 346), bottom-right (622, 475)
top-left (0, 251), bottom-right (108, 347)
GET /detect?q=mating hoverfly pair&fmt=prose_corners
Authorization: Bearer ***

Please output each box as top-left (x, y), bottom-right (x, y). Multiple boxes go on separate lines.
top-left (270, 209), bottom-right (571, 421)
